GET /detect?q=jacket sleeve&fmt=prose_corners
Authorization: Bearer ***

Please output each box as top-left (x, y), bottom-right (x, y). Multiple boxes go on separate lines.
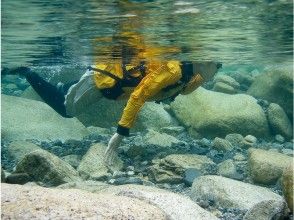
top-left (117, 63), bottom-right (181, 136)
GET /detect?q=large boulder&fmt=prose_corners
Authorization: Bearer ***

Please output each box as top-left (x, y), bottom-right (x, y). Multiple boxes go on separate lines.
top-left (1, 95), bottom-right (89, 142)
top-left (73, 97), bottom-right (177, 131)
top-left (190, 175), bottom-right (288, 218)
top-left (1, 183), bottom-right (167, 219)
top-left (171, 87), bottom-right (270, 138)
top-left (15, 149), bottom-right (81, 186)
top-left (248, 148), bottom-right (293, 185)
top-left (247, 66), bottom-right (293, 119)
top-left (101, 184), bottom-right (219, 220)
top-left (77, 143), bottom-right (123, 180)
top-left (267, 103), bottom-right (293, 139)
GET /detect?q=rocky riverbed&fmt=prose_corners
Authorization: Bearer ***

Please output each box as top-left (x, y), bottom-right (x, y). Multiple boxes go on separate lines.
top-left (1, 65), bottom-right (293, 219)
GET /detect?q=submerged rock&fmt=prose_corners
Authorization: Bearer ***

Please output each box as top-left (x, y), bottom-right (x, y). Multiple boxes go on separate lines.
top-left (217, 159), bottom-right (238, 179)
top-left (190, 175), bottom-right (287, 218)
top-left (74, 97), bottom-right (178, 131)
top-left (57, 180), bottom-right (110, 193)
top-left (77, 143), bottom-right (123, 180)
top-left (148, 154), bottom-right (215, 184)
top-left (248, 148), bottom-right (293, 185)
top-left (100, 184), bottom-right (219, 220)
top-left (213, 75), bottom-right (240, 89)
top-left (15, 149), bottom-right (81, 186)
top-left (267, 103), bottom-right (293, 139)
top-left (5, 173), bottom-right (32, 185)
top-left (247, 66), bottom-right (293, 119)
top-left (148, 164), bottom-right (183, 184)
top-left (171, 87), bottom-right (270, 138)
top-left (1, 95), bottom-right (89, 142)
top-left (143, 129), bottom-right (182, 147)
top-left (6, 141), bottom-right (41, 164)
top-left (213, 137), bottom-right (234, 152)
top-left (282, 162), bottom-right (294, 213)
top-left (243, 200), bottom-right (288, 220)
top-left (1, 183), bottom-right (167, 219)
top-left (1, 168), bottom-right (5, 183)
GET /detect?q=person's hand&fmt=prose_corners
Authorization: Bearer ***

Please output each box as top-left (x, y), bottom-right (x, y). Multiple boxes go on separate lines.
top-left (104, 133), bottom-right (124, 166)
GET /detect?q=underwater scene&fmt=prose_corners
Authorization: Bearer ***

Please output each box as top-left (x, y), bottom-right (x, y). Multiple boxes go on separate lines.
top-left (1, 0), bottom-right (293, 219)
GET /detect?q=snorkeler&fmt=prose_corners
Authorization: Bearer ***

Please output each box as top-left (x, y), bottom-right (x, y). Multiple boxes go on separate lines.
top-left (2, 61), bottom-right (221, 165)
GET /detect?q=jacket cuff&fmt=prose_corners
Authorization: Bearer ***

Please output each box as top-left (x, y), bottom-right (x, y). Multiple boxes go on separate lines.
top-left (117, 125), bottom-right (130, 137)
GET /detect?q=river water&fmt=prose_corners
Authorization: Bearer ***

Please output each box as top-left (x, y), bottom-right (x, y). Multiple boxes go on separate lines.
top-left (2, 0), bottom-right (293, 71)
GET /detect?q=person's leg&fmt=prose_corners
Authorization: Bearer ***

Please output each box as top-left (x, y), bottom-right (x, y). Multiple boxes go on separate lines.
top-left (2, 67), bottom-right (71, 118)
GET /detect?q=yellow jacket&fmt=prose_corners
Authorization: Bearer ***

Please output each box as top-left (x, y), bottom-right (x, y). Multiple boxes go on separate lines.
top-left (93, 60), bottom-right (204, 136)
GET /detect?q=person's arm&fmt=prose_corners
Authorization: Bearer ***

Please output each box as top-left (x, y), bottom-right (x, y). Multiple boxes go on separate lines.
top-left (105, 62), bottom-right (181, 166)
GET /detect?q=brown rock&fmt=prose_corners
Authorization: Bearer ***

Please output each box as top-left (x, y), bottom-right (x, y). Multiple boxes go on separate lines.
top-left (282, 162), bottom-right (294, 212)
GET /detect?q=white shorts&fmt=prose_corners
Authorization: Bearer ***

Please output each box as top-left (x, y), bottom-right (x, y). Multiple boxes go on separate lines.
top-left (64, 70), bottom-right (102, 116)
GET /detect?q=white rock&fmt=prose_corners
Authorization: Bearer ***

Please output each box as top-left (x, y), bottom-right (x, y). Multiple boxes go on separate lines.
top-left (2, 95), bottom-right (89, 142)
top-left (171, 87), bottom-right (270, 138)
top-left (101, 184), bottom-right (219, 220)
top-left (2, 183), bottom-right (167, 219)
top-left (190, 175), bottom-right (287, 216)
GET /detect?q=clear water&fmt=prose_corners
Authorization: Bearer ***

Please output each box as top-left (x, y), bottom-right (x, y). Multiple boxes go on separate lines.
top-left (2, 0), bottom-right (293, 70)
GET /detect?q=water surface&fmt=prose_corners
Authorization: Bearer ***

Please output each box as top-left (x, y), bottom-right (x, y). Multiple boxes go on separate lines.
top-left (1, 0), bottom-right (293, 69)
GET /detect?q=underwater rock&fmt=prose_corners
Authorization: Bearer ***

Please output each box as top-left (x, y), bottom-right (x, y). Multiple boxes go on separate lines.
top-left (213, 82), bottom-right (237, 94)
top-left (213, 137), bottom-right (234, 152)
top-left (143, 129), bottom-right (182, 147)
top-left (77, 143), bottom-right (123, 180)
top-left (1, 95), bottom-right (89, 142)
top-left (248, 148), bottom-right (293, 185)
top-left (160, 126), bottom-right (185, 136)
top-left (5, 173), bottom-right (32, 185)
top-left (162, 154), bottom-right (215, 173)
top-left (230, 72), bottom-right (254, 88)
top-left (148, 154), bottom-right (216, 184)
top-left (74, 97), bottom-right (178, 131)
top-left (135, 102), bottom-right (179, 131)
top-left (15, 149), bottom-right (81, 186)
top-left (21, 86), bottom-right (43, 101)
top-left (213, 75), bottom-right (240, 89)
top-left (7, 141), bottom-right (41, 164)
top-left (190, 175), bottom-right (287, 218)
top-left (148, 164), bottom-right (183, 184)
top-left (267, 103), bottom-right (293, 139)
top-left (57, 180), bottom-right (110, 193)
top-left (282, 162), bottom-right (293, 213)
top-left (1, 168), bottom-right (5, 183)
top-left (243, 200), bottom-right (288, 220)
top-left (217, 159), bottom-right (238, 179)
top-left (100, 184), bottom-right (219, 220)
top-left (1, 183), bottom-right (167, 220)
top-left (247, 66), bottom-right (293, 119)
top-left (171, 87), bottom-right (270, 138)
top-left (61, 154), bottom-right (81, 169)
top-left (183, 168), bottom-right (202, 186)
top-left (126, 129), bottom-right (186, 159)
top-left (225, 133), bottom-right (244, 147)
top-left (241, 135), bottom-right (258, 148)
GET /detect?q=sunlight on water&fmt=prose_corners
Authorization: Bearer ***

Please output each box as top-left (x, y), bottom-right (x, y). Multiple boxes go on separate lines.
top-left (1, 0), bottom-right (293, 68)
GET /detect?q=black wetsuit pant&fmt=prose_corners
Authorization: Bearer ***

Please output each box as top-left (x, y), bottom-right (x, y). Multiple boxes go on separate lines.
top-left (4, 67), bottom-right (75, 118)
